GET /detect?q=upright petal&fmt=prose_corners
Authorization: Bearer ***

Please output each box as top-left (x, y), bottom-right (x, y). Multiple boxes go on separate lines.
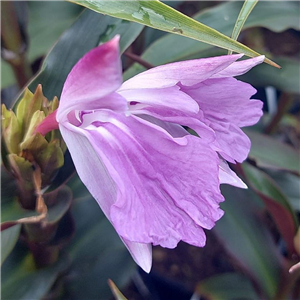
top-left (120, 54), bottom-right (243, 90)
top-left (57, 36), bottom-right (124, 122)
top-left (59, 124), bottom-right (152, 272)
top-left (119, 86), bottom-right (199, 114)
top-left (78, 111), bottom-right (224, 248)
top-left (211, 55), bottom-right (265, 78)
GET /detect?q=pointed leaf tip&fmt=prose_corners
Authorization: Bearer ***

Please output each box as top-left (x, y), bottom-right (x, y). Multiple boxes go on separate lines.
top-left (108, 279), bottom-right (128, 300)
top-left (264, 57), bottom-right (281, 69)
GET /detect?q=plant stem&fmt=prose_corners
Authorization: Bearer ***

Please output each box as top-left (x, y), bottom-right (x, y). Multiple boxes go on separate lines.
top-left (1, 2), bottom-right (32, 88)
top-left (124, 51), bottom-right (154, 69)
top-left (264, 92), bottom-right (294, 135)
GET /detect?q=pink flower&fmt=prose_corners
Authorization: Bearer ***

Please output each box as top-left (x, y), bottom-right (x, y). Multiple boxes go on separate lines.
top-left (38, 36), bottom-right (263, 272)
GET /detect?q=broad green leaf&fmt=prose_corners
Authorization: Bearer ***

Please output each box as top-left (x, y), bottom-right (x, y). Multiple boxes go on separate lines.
top-left (27, 2), bottom-right (83, 63)
top-left (160, 1), bottom-right (185, 8)
top-left (242, 0), bottom-right (300, 32)
top-left (242, 163), bottom-right (298, 256)
top-left (67, 173), bottom-right (90, 200)
top-left (196, 273), bottom-right (259, 300)
top-left (245, 129), bottom-right (300, 175)
top-left (1, 246), bottom-right (69, 300)
top-left (124, 1), bottom-right (298, 80)
top-left (63, 196), bottom-right (136, 300)
top-left (12, 9), bottom-right (143, 106)
top-left (109, 279), bottom-right (129, 300)
top-left (1, 224), bottom-right (21, 265)
top-left (70, 0), bottom-right (278, 67)
top-left (1, 60), bottom-right (16, 89)
top-left (214, 186), bottom-right (281, 299)
top-left (265, 170), bottom-right (300, 212)
top-left (228, 0), bottom-right (258, 54)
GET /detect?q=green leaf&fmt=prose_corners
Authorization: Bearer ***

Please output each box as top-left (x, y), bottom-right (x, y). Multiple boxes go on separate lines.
top-left (27, 2), bottom-right (83, 63)
top-left (265, 170), bottom-right (300, 212)
top-left (124, 0), bottom-right (298, 80)
top-left (242, 163), bottom-right (298, 256)
top-left (196, 273), bottom-right (259, 300)
top-left (1, 224), bottom-right (21, 265)
top-left (1, 245), bottom-right (69, 300)
top-left (214, 186), bottom-right (281, 299)
top-left (63, 196), bottom-right (136, 300)
top-left (245, 129), bottom-right (300, 175)
top-left (1, 60), bottom-right (16, 89)
top-left (70, 0), bottom-right (278, 67)
top-left (67, 173), bottom-right (90, 200)
top-left (242, 0), bottom-right (300, 32)
top-left (228, 0), bottom-right (258, 54)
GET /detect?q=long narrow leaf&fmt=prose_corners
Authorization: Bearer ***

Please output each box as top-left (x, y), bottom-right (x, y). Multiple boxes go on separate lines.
top-left (228, 0), bottom-right (258, 54)
top-left (69, 0), bottom-right (279, 68)
top-left (108, 279), bottom-right (128, 300)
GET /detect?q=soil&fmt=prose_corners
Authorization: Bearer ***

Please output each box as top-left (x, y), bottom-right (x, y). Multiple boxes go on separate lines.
top-left (121, 231), bottom-right (237, 300)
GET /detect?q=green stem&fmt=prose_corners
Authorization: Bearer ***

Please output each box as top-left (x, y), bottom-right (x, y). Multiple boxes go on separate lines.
top-left (1, 2), bottom-right (32, 88)
top-left (124, 51), bottom-right (154, 69)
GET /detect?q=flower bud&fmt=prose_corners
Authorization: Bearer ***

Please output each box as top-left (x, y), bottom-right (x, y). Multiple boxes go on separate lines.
top-left (1, 85), bottom-right (64, 208)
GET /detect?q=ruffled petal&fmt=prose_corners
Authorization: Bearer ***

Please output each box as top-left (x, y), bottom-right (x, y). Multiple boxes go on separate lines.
top-left (121, 54), bottom-right (243, 90)
top-left (59, 123), bottom-right (152, 272)
top-left (211, 123), bottom-right (251, 163)
top-left (128, 103), bottom-right (216, 143)
top-left (118, 85), bottom-right (216, 139)
top-left (138, 114), bottom-right (189, 138)
top-left (181, 77), bottom-right (263, 162)
top-left (57, 36), bottom-right (124, 122)
top-left (78, 111), bottom-right (224, 248)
